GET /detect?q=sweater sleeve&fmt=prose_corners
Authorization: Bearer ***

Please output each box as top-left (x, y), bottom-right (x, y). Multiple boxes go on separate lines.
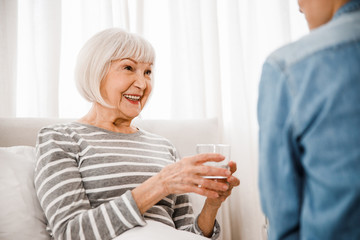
top-left (34, 127), bottom-right (146, 240)
top-left (172, 194), bottom-right (220, 240)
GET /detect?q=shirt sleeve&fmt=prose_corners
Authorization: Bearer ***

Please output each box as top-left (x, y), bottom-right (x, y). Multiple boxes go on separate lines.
top-left (34, 127), bottom-right (146, 240)
top-left (257, 60), bottom-right (303, 239)
top-left (172, 194), bottom-right (220, 240)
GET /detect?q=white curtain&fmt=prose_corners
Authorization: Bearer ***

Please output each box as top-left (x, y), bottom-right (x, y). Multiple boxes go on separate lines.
top-left (0, 0), bottom-right (17, 117)
top-left (0, 0), bottom-right (308, 239)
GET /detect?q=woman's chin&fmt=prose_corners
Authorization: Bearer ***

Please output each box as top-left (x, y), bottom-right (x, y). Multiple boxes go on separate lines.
top-left (119, 110), bottom-right (142, 120)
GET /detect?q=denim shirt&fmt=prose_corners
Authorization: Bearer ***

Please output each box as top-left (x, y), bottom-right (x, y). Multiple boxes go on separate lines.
top-left (257, 0), bottom-right (360, 239)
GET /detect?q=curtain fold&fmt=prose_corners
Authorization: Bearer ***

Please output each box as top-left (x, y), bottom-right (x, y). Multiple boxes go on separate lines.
top-left (168, 0), bottom-right (207, 119)
top-left (16, 0), bottom-right (61, 117)
top-left (199, 0), bottom-right (223, 119)
top-left (0, 0), bottom-right (308, 239)
top-left (0, 0), bottom-right (17, 117)
top-left (135, 0), bottom-right (144, 35)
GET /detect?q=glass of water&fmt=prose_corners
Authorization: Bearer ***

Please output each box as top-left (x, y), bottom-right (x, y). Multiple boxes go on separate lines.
top-left (196, 144), bottom-right (231, 180)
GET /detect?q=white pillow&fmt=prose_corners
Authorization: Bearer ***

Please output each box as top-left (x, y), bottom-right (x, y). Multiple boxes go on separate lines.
top-left (0, 146), bottom-right (50, 240)
top-left (113, 220), bottom-right (209, 240)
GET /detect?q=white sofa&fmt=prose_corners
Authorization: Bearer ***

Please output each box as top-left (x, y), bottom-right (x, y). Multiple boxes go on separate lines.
top-left (0, 117), bottom-right (223, 240)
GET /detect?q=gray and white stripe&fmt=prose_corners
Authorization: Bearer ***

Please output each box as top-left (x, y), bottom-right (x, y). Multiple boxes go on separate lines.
top-left (34, 122), bottom-right (220, 240)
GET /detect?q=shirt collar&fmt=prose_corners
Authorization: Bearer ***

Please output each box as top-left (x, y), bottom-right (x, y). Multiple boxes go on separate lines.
top-left (333, 0), bottom-right (360, 19)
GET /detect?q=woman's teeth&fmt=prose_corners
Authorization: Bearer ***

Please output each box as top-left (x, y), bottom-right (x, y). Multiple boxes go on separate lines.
top-left (123, 94), bottom-right (141, 101)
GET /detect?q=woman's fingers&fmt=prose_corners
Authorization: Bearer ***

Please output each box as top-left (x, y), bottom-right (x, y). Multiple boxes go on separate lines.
top-left (227, 175), bottom-right (240, 187)
top-left (160, 155), bottom-right (237, 197)
top-left (228, 161), bottom-right (237, 174)
top-left (193, 176), bottom-right (229, 192)
top-left (174, 182), bottom-right (220, 198)
top-left (208, 175), bottom-right (240, 197)
top-left (191, 185), bottom-right (219, 198)
top-left (190, 175), bottom-right (240, 201)
top-left (190, 153), bottom-right (225, 164)
top-left (184, 154), bottom-right (232, 176)
top-left (195, 165), bottom-right (231, 178)
top-left (181, 176), bottom-right (230, 198)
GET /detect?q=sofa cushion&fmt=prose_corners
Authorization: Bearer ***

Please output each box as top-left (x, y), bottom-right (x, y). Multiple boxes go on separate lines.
top-left (113, 219), bottom-right (209, 240)
top-left (0, 146), bottom-right (50, 240)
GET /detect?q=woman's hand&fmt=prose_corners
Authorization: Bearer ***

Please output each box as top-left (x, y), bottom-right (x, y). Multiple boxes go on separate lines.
top-left (204, 161), bottom-right (240, 208)
top-left (132, 153), bottom-right (232, 214)
top-left (197, 161), bottom-right (240, 237)
top-left (159, 153), bottom-right (232, 198)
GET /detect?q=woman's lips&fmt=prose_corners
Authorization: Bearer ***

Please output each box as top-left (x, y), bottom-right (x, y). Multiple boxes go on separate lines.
top-left (123, 94), bottom-right (141, 104)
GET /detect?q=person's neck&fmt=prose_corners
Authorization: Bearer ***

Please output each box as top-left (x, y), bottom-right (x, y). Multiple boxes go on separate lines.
top-left (333, 0), bottom-right (352, 15)
top-left (78, 103), bottom-right (138, 134)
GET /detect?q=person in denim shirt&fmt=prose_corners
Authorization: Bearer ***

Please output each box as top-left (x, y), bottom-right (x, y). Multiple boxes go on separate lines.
top-left (257, 0), bottom-right (360, 239)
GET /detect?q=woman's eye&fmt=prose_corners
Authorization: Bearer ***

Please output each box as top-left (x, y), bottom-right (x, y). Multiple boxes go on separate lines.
top-left (124, 66), bottom-right (133, 71)
top-left (145, 70), bottom-right (152, 75)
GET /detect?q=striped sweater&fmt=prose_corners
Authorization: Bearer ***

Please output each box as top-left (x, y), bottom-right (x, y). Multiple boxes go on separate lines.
top-left (34, 122), bottom-right (220, 240)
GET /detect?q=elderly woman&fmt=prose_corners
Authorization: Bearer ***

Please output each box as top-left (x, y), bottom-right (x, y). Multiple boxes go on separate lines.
top-left (34, 28), bottom-right (240, 240)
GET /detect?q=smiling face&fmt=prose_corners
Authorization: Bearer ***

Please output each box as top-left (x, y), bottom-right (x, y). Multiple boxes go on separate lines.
top-left (100, 58), bottom-right (153, 121)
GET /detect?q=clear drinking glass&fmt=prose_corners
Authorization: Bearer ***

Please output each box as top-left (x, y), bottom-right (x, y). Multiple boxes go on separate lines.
top-left (196, 144), bottom-right (231, 180)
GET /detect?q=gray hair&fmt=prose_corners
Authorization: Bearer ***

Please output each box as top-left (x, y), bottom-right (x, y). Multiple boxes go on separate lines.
top-left (75, 28), bottom-right (155, 107)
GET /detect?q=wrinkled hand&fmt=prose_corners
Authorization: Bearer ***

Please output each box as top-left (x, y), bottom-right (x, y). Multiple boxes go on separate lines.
top-left (159, 153), bottom-right (232, 198)
top-left (203, 161), bottom-right (240, 208)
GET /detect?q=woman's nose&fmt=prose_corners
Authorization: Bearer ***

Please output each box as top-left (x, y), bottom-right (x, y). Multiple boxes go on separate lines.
top-left (134, 73), bottom-right (147, 89)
